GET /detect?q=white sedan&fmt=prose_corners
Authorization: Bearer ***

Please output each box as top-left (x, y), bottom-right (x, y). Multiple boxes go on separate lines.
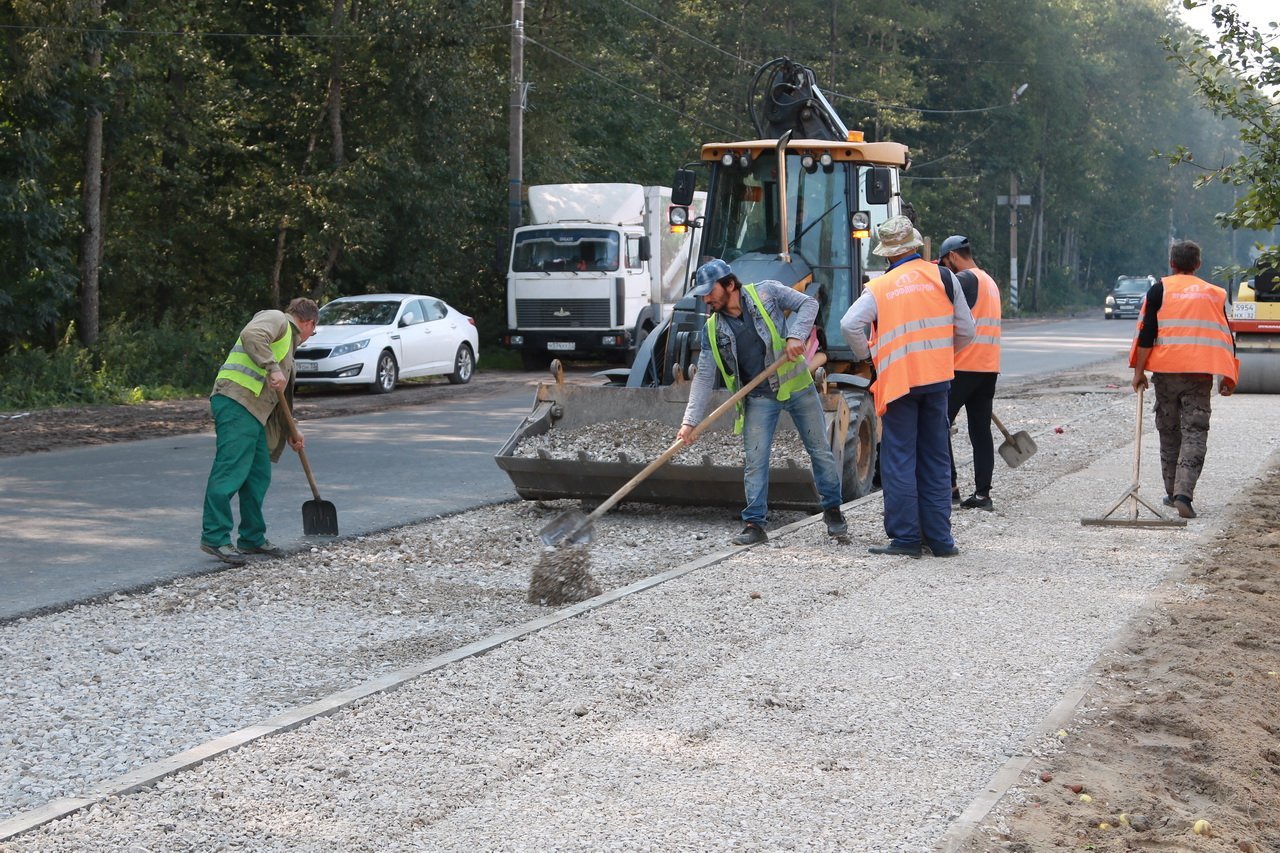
top-left (294, 293), bottom-right (479, 393)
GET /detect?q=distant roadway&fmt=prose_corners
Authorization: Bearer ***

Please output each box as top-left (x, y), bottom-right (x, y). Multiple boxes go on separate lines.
top-left (0, 316), bottom-right (1133, 620)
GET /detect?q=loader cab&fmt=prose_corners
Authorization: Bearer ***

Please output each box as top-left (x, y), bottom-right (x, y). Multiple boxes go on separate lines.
top-left (669, 140), bottom-right (903, 368)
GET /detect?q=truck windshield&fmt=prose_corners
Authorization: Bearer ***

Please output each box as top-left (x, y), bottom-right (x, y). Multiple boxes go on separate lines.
top-left (511, 229), bottom-right (621, 272)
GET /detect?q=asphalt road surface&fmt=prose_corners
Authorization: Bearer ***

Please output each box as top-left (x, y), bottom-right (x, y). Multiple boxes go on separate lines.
top-left (0, 317), bottom-right (1134, 620)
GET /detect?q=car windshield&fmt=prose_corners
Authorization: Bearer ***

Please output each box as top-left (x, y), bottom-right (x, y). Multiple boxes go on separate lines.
top-left (319, 300), bottom-right (401, 326)
top-left (1115, 278), bottom-right (1151, 294)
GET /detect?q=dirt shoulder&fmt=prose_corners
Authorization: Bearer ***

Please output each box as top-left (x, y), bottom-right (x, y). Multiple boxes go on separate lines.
top-left (962, 456), bottom-right (1280, 852)
top-left (0, 372), bottom-right (530, 458)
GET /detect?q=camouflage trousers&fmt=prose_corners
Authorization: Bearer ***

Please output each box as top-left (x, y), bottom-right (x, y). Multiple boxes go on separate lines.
top-left (1151, 373), bottom-right (1213, 500)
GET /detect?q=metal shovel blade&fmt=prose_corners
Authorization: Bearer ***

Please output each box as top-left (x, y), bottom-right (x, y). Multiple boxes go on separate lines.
top-left (539, 508), bottom-right (595, 547)
top-left (998, 430), bottom-right (1037, 468)
top-left (302, 498), bottom-right (339, 537)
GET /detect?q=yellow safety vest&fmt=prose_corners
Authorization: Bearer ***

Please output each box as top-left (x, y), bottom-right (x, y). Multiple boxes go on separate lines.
top-left (707, 284), bottom-right (814, 434)
top-left (216, 325), bottom-right (294, 395)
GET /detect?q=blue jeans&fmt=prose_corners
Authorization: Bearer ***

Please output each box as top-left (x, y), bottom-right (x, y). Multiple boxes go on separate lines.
top-left (741, 385), bottom-right (843, 526)
top-left (880, 384), bottom-right (954, 550)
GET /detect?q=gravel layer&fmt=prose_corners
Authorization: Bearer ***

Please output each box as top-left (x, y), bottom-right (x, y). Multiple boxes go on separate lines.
top-left (4, 369), bottom-right (1276, 850)
top-left (512, 418), bottom-right (811, 467)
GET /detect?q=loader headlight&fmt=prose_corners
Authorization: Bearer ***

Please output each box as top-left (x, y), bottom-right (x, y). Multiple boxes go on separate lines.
top-left (669, 205), bottom-right (690, 226)
top-left (330, 339), bottom-right (370, 357)
top-left (820, 153), bottom-right (834, 173)
top-left (801, 154), bottom-right (817, 173)
top-left (850, 210), bottom-right (871, 240)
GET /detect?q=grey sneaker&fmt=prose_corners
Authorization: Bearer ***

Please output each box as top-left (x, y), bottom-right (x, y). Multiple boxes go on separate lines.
top-left (238, 539), bottom-right (285, 557)
top-left (201, 543), bottom-right (246, 565)
top-left (823, 508), bottom-right (848, 537)
top-left (732, 523), bottom-right (768, 546)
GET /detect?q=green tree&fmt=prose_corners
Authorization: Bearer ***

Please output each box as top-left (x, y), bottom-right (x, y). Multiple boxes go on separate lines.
top-left (1163, 1), bottom-right (1280, 277)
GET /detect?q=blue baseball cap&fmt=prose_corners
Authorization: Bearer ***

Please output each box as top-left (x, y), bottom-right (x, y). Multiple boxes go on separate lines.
top-left (690, 259), bottom-right (733, 296)
top-left (938, 235), bottom-right (970, 259)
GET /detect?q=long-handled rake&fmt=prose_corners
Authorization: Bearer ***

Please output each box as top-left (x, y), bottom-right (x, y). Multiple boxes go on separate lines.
top-left (529, 350), bottom-right (807, 606)
top-left (1081, 388), bottom-right (1185, 528)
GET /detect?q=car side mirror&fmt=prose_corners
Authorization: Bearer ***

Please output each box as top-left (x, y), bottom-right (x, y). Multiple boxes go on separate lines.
top-left (399, 313), bottom-right (415, 327)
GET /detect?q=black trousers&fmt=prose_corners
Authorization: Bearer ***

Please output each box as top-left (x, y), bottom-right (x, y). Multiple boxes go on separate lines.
top-left (948, 371), bottom-right (998, 495)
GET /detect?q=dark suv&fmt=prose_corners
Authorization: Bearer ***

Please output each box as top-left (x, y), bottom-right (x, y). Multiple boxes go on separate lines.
top-left (1104, 275), bottom-right (1156, 320)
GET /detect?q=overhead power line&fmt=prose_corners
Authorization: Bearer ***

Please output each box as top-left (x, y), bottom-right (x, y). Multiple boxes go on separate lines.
top-left (524, 36), bottom-right (741, 139)
top-left (0, 22), bottom-right (363, 40)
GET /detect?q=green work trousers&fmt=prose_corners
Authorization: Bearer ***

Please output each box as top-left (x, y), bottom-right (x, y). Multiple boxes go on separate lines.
top-left (201, 395), bottom-right (271, 548)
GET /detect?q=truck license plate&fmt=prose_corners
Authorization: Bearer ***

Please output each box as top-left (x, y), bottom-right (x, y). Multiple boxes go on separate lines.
top-left (547, 342), bottom-right (575, 351)
top-left (1233, 302), bottom-right (1256, 320)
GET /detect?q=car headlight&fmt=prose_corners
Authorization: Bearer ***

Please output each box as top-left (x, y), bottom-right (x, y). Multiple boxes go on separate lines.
top-left (1105, 296), bottom-right (1115, 306)
top-left (330, 339), bottom-right (370, 357)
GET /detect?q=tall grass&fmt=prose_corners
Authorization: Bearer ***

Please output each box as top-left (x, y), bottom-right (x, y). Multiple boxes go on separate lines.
top-left (0, 315), bottom-right (235, 411)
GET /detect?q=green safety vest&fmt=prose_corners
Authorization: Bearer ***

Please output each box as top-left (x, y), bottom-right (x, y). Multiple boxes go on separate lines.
top-left (216, 325), bottom-right (294, 395)
top-left (707, 284), bottom-right (814, 434)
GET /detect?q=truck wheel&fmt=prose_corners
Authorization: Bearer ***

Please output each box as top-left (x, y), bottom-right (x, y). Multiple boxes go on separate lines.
top-left (840, 399), bottom-right (877, 500)
top-left (520, 351), bottom-right (547, 371)
top-left (448, 344), bottom-right (474, 385)
top-left (624, 327), bottom-right (650, 368)
top-left (371, 350), bottom-right (398, 394)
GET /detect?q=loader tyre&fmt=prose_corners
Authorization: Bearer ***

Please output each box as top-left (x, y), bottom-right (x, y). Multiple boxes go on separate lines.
top-left (840, 400), bottom-right (877, 500)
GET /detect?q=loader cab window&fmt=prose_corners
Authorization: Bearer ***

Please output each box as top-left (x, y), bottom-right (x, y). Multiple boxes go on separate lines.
top-left (704, 159), bottom-right (779, 262)
top-left (511, 228), bottom-right (621, 273)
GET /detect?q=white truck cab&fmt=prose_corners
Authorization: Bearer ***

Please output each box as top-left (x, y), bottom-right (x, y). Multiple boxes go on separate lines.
top-left (502, 183), bottom-right (703, 369)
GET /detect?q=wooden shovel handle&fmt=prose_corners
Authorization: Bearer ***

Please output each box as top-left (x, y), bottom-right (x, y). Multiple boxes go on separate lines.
top-left (275, 392), bottom-right (323, 502)
top-left (990, 412), bottom-right (1014, 440)
top-left (583, 350), bottom-right (797, 526)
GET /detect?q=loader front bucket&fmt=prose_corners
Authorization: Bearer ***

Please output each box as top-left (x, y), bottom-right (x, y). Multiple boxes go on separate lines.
top-left (493, 378), bottom-right (832, 511)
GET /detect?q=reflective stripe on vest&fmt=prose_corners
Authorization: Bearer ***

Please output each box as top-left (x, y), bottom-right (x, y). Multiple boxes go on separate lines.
top-left (217, 325), bottom-right (294, 395)
top-left (1128, 274), bottom-right (1238, 380)
top-left (954, 268), bottom-right (1001, 373)
top-left (867, 258), bottom-right (956, 416)
top-left (706, 284), bottom-right (814, 434)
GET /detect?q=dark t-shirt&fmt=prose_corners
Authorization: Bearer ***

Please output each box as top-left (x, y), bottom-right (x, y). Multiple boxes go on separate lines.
top-left (720, 312), bottom-right (769, 396)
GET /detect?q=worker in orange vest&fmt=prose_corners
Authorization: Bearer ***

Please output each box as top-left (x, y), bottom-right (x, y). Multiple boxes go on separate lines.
top-left (841, 216), bottom-right (975, 558)
top-left (938, 235), bottom-right (1002, 511)
top-left (1130, 240), bottom-right (1238, 519)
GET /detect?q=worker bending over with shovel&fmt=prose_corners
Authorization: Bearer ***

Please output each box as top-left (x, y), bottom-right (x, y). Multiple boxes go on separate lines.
top-left (677, 259), bottom-right (848, 546)
top-left (841, 216), bottom-right (975, 558)
top-left (200, 297), bottom-right (319, 564)
top-left (1130, 240), bottom-right (1238, 519)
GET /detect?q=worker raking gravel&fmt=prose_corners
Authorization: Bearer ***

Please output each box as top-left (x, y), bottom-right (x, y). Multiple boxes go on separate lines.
top-left (528, 345), bottom-right (796, 605)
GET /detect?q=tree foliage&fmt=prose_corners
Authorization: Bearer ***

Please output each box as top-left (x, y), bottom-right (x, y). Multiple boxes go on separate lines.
top-left (1163, 1), bottom-right (1280, 277)
top-left (0, 0), bottom-right (1266, 393)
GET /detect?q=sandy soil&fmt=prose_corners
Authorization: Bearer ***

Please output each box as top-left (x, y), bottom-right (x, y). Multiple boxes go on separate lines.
top-left (4, 368), bottom-right (1278, 851)
top-left (956, 465), bottom-right (1280, 850)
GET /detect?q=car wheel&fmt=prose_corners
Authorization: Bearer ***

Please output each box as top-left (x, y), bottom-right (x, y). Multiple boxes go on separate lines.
top-left (371, 350), bottom-right (398, 394)
top-left (448, 344), bottom-right (474, 385)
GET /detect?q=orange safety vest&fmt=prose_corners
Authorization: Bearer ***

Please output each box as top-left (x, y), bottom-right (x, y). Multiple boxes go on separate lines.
top-left (1128, 274), bottom-right (1239, 380)
top-left (866, 258), bottom-right (957, 416)
top-left (953, 268), bottom-right (1001, 373)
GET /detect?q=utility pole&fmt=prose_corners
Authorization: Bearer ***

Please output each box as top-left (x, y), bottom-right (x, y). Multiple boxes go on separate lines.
top-left (998, 172), bottom-right (1031, 310)
top-left (507, 0), bottom-right (525, 237)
